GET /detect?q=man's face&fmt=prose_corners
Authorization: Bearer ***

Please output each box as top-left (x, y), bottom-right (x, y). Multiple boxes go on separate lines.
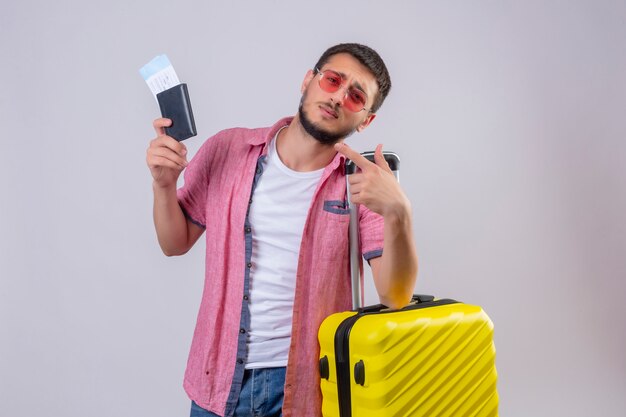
top-left (298, 53), bottom-right (378, 145)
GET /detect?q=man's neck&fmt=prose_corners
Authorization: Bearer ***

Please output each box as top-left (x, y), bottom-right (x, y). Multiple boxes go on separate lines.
top-left (275, 114), bottom-right (340, 172)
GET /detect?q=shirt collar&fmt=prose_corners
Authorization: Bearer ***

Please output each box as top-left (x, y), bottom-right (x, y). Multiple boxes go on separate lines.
top-left (246, 116), bottom-right (294, 146)
top-left (327, 148), bottom-right (346, 172)
top-left (248, 116), bottom-right (347, 173)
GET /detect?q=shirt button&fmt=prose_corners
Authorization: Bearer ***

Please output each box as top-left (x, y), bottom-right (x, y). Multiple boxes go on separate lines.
top-left (256, 168), bottom-right (261, 174)
top-left (240, 328), bottom-right (246, 334)
top-left (245, 227), bottom-right (251, 233)
top-left (248, 198), bottom-right (253, 205)
top-left (247, 262), bottom-right (252, 268)
top-left (243, 295), bottom-right (249, 301)
top-left (237, 359), bottom-right (244, 364)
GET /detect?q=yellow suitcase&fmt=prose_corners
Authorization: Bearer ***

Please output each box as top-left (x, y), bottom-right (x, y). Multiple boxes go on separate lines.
top-left (318, 152), bottom-right (498, 416)
top-left (318, 296), bottom-right (498, 416)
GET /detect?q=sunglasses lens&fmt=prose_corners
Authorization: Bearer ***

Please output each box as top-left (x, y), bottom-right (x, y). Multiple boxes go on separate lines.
top-left (344, 89), bottom-right (367, 112)
top-left (319, 70), bottom-right (342, 93)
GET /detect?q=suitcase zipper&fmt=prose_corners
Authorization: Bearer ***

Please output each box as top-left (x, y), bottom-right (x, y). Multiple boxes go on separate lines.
top-left (335, 314), bottom-right (361, 417)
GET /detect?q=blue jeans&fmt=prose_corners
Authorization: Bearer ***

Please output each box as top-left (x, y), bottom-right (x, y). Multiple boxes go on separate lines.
top-left (190, 367), bottom-right (286, 417)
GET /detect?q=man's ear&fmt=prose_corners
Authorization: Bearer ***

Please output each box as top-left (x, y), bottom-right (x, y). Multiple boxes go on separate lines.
top-left (301, 69), bottom-right (315, 94)
top-left (356, 113), bottom-right (377, 132)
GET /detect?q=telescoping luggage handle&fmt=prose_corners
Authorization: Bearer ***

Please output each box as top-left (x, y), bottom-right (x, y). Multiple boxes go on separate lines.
top-left (345, 151), bottom-right (400, 310)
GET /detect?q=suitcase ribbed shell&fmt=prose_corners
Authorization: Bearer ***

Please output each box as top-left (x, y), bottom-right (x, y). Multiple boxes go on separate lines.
top-left (318, 302), bottom-right (498, 417)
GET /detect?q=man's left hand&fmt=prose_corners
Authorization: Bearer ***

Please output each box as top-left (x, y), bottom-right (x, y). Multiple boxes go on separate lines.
top-left (334, 142), bottom-right (411, 219)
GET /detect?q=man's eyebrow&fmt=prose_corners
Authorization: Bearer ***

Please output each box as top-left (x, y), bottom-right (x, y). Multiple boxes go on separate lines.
top-left (352, 80), bottom-right (367, 94)
top-left (335, 70), bottom-right (367, 94)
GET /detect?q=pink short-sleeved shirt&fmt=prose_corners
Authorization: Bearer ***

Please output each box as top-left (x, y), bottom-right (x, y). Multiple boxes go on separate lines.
top-left (177, 117), bottom-right (384, 417)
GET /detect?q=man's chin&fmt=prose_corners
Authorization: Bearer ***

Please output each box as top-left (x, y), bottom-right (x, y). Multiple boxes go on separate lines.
top-left (299, 105), bottom-right (354, 145)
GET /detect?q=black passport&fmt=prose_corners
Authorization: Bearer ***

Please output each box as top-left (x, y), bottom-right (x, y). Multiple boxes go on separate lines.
top-left (156, 83), bottom-right (197, 141)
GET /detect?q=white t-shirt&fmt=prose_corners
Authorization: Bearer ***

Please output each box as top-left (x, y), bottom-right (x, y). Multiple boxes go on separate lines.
top-left (245, 134), bottom-right (324, 369)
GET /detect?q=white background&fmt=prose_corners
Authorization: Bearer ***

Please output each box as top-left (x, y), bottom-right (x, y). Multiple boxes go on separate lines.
top-left (1, 1), bottom-right (625, 416)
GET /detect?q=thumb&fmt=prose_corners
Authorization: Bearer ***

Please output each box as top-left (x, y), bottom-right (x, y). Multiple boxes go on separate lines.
top-left (374, 144), bottom-right (392, 173)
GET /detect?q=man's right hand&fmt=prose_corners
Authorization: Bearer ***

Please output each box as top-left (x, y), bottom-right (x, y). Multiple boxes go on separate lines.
top-left (146, 118), bottom-right (189, 189)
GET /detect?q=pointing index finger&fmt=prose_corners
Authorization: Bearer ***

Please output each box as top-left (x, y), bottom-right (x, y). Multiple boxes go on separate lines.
top-left (334, 142), bottom-right (374, 171)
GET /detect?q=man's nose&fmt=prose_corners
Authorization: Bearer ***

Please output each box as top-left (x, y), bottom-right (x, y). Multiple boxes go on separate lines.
top-left (329, 85), bottom-right (349, 107)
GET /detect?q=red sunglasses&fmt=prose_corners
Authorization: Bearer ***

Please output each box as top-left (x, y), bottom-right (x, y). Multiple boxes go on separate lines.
top-left (315, 68), bottom-right (372, 113)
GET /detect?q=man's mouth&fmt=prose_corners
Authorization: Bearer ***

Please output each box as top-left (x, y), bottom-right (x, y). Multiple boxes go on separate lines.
top-left (319, 105), bottom-right (339, 119)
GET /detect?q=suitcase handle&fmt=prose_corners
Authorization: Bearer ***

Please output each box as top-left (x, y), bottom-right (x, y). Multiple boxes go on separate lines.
top-left (345, 151), bottom-right (400, 176)
top-left (412, 294), bottom-right (435, 303)
top-left (356, 295), bottom-right (437, 314)
top-left (345, 151), bottom-right (400, 309)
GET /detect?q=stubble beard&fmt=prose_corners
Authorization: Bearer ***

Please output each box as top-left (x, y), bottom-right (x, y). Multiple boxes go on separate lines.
top-left (298, 94), bottom-right (357, 146)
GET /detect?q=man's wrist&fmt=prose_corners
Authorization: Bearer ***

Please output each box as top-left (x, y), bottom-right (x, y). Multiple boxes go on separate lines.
top-left (152, 181), bottom-right (177, 195)
top-left (382, 199), bottom-right (412, 227)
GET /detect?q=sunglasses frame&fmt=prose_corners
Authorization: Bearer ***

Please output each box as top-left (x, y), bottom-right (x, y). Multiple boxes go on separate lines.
top-left (314, 68), bottom-right (373, 113)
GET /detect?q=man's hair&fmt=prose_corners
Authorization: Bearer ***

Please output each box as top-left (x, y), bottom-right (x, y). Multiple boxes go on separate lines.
top-left (313, 43), bottom-right (391, 113)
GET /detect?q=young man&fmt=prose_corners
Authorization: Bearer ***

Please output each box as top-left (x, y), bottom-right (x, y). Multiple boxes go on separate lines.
top-left (146, 43), bottom-right (418, 417)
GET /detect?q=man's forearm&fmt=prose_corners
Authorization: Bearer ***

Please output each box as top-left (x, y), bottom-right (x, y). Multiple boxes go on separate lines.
top-left (153, 183), bottom-right (191, 256)
top-left (375, 206), bottom-right (418, 309)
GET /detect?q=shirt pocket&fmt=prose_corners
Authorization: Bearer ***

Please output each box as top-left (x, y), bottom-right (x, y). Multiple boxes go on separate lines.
top-left (323, 200), bottom-right (350, 222)
top-left (323, 200), bottom-right (350, 215)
